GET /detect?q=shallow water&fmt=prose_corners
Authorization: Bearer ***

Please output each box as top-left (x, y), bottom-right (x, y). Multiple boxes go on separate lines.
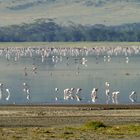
top-left (0, 48), bottom-right (140, 105)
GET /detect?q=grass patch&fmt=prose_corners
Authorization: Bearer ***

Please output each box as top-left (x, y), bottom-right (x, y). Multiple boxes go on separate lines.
top-left (0, 42), bottom-right (140, 48)
top-left (0, 123), bottom-right (140, 139)
top-left (82, 121), bottom-right (106, 130)
top-left (105, 124), bottom-right (140, 136)
top-left (59, 131), bottom-right (74, 139)
top-left (80, 121), bottom-right (140, 138)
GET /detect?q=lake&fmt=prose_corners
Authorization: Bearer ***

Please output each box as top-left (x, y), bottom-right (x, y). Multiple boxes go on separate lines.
top-left (0, 46), bottom-right (139, 105)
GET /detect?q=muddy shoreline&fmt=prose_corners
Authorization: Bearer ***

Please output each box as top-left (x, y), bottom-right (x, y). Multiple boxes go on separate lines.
top-left (0, 104), bottom-right (140, 127)
top-left (0, 104), bottom-right (140, 108)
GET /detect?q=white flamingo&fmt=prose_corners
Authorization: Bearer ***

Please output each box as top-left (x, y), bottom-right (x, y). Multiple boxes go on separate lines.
top-left (41, 55), bottom-right (45, 63)
top-left (5, 88), bottom-right (10, 101)
top-left (22, 83), bottom-right (31, 100)
top-left (81, 57), bottom-right (87, 67)
top-left (105, 82), bottom-right (110, 104)
top-left (104, 56), bottom-right (106, 62)
top-left (75, 88), bottom-right (82, 101)
top-left (107, 55), bottom-right (111, 62)
top-left (112, 91), bottom-right (119, 104)
top-left (105, 82), bottom-right (110, 97)
top-left (63, 88), bottom-right (75, 100)
top-left (125, 57), bottom-right (129, 63)
top-left (64, 88), bottom-right (70, 100)
top-left (69, 88), bottom-right (75, 100)
top-left (91, 88), bottom-right (98, 103)
top-left (5, 53), bottom-right (10, 61)
top-left (129, 91), bottom-right (136, 103)
top-left (55, 88), bottom-right (59, 101)
top-left (32, 65), bottom-right (37, 74)
top-left (26, 89), bottom-right (31, 100)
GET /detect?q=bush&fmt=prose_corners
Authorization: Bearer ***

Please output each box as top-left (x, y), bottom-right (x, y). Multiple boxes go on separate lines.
top-left (84, 121), bottom-right (106, 130)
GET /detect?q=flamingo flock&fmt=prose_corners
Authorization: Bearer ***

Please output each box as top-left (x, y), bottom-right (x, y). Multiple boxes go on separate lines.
top-left (0, 46), bottom-right (139, 104)
top-left (0, 45), bottom-right (140, 64)
top-left (54, 81), bottom-right (137, 104)
top-left (0, 83), bottom-right (11, 101)
top-left (0, 80), bottom-right (137, 104)
top-left (0, 82), bottom-right (31, 102)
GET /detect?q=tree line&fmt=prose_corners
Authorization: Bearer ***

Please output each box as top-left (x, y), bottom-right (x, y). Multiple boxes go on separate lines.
top-left (0, 21), bottom-right (140, 42)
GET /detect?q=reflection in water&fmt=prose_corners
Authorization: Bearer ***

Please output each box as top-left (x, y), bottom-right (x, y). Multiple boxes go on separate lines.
top-left (112, 91), bottom-right (120, 104)
top-left (106, 96), bottom-right (111, 104)
top-left (0, 46), bottom-right (139, 104)
top-left (0, 83), bottom-right (11, 101)
top-left (75, 88), bottom-right (82, 101)
top-left (63, 88), bottom-right (82, 101)
top-left (55, 88), bottom-right (59, 101)
top-left (81, 57), bottom-right (87, 67)
top-left (105, 82), bottom-right (110, 104)
top-left (5, 88), bottom-right (10, 101)
top-left (64, 88), bottom-right (75, 101)
top-left (91, 88), bottom-right (98, 103)
top-left (24, 67), bottom-right (28, 76)
top-left (129, 91), bottom-right (137, 103)
top-left (22, 82), bottom-right (31, 101)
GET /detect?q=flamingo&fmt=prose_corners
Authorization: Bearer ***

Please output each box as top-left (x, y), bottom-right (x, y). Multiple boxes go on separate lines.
top-left (129, 91), bottom-right (136, 103)
top-left (63, 88), bottom-right (75, 100)
top-left (107, 55), bottom-right (111, 62)
top-left (26, 89), bottom-right (31, 100)
top-left (91, 88), bottom-right (98, 103)
top-left (55, 88), bottom-right (59, 101)
top-left (105, 82), bottom-right (110, 104)
top-left (75, 88), bottom-right (82, 101)
top-left (112, 91), bottom-right (119, 104)
top-left (105, 82), bottom-right (110, 97)
top-left (69, 88), bottom-right (75, 100)
top-left (125, 57), bottom-right (129, 63)
top-left (103, 56), bottom-right (106, 62)
top-left (81, 57), bottom-right (87, 67)
top-left (32, 65), bottom-right (37, 74)
top-left (5, 88), bottom-right (10, 101)
top-left (63, 88), bottom-right (70, 100)
top-left (22, 83), bottom-right (31, 100)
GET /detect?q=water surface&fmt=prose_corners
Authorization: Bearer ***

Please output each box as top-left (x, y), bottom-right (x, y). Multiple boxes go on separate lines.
top-left (0, 47), bottom-right (139, 105)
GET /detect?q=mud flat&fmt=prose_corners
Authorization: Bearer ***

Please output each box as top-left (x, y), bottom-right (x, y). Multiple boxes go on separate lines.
top-left (0, 104), bottom-right (140, 127)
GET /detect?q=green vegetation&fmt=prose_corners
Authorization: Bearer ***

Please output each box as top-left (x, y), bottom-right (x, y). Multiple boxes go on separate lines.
top-left (0, 42), bottom-right (140, 48)
top-left (0, 21), bottom-right (140, 42)
top-left (104, 124), bottom-right (140, 136)
top-left (82, 121), bottom-right (106, 130)
top-left (1, 1), bottom-right (140, 42)
top-left (0, 121), bottom-right (140, 140)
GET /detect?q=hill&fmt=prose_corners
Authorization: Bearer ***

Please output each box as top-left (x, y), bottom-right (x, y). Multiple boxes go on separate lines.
top-left (0, 0), bottom-right (140, 26)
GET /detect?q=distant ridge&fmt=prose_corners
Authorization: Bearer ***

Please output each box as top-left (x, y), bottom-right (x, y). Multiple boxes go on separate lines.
top-left (0, 0), bottom-right (140, 26)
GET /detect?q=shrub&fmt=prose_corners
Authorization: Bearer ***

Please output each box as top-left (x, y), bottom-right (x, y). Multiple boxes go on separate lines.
top-left (84, 121), bottom-right (106, 130)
